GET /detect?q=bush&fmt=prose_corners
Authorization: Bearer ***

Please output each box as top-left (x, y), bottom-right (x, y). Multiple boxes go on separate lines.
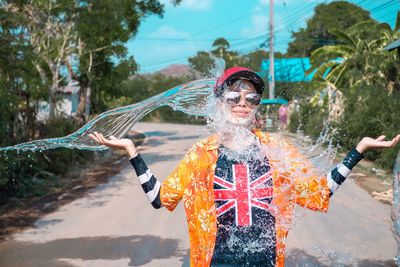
top-left (288, 111), bottom-right (300, 133)
top-left (336, 85), bottom-right (400, 169)
top-left (289, 97), bottom-right (328, 139)
top-left (0, 117), bottom-right (93, 199)
top-left (117, 73), bottom-right (207, 124)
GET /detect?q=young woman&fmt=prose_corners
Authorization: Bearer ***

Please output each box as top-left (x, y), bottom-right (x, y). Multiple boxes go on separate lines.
top-left (89, 67), bottom-right (400, 267)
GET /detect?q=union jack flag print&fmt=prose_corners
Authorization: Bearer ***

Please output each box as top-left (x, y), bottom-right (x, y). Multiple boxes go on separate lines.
top-left (214, 161), bottom-right (275, 227)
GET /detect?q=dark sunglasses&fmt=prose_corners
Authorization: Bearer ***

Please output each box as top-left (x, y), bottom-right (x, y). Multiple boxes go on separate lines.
top-left (224, 91), bottom-right (261, 107)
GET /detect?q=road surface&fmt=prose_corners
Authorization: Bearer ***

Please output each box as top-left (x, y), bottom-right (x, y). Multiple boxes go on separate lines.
top-left (0, 122), bottom-right (396, 266)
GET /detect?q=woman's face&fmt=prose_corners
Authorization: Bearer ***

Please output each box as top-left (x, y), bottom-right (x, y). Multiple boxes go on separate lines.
top-left (220, 79), bottom-right (260, 125)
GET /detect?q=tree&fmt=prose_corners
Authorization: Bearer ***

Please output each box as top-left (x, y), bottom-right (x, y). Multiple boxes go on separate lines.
top-left (188, 37), bottom-right (240, 75)
top-left (211, 38), bottom-right (231, 57)
top-left (0, 4), bottom-right (46, 142)
top-left (286, 1), bottom-right (371, 57)
top-left (297, 12), bottom-right (400, 169)
top-left (188, 51), bottom-right (215, 75)
top-left (211, 37), bottom-right (239, 69)
top-left (2, 0), bottom-right (168, 120)
top-left (308, 16), bottom-right (400, 92)
top-left (4, 1), bottom-right (79, 119)
top-left (240, 49), bottom-right (284, 70)
top-left (72, 0), bottom-right (164, 118)
top-left (0, 0), bottom-right (186, 199)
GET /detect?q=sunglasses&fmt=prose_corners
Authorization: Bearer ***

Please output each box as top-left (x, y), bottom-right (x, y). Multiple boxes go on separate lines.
top-left (224, 91), bottom-right (261, 107)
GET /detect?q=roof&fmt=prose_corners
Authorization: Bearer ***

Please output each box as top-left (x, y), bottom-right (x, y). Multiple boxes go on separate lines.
top-left (260, 58), bottom-right (315, 82)
top-left (384, 39), bottom-right (400, 51)
top-left (260, 98), bottom-right (288, 105)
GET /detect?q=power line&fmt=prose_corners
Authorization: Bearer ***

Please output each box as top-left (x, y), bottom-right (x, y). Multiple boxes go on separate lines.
top-left (369, 0), bottom-right (398, 13)
top-left (136, 0), bottom-right (325, 65)
top-left (138, 0), bottom-right (399, 71)
top-left (132, 8), bottom-right (262, 55)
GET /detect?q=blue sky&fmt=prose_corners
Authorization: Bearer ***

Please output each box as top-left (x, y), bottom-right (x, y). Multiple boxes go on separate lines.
top-left (127, 0), bottom-right (399, 73)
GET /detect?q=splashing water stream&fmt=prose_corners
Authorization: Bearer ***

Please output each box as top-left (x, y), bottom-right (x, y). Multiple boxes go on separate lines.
top-left (0, 78), bottom-right (216, 152)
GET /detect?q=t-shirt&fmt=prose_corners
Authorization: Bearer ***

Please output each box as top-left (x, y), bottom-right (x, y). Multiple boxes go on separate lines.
top-left (211, 145), bottom-right (276, 266)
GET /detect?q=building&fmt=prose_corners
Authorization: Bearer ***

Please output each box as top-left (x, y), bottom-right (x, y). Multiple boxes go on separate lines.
top-left (37, 80), bottom-right (80, 121)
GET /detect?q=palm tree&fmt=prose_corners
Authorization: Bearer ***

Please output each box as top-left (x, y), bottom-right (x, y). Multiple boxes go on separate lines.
top-left (308, 12), bottom-right (400, 92)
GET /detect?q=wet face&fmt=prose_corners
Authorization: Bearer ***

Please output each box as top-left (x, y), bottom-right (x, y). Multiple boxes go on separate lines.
top-left (220, 79), bottom-right (260, 125)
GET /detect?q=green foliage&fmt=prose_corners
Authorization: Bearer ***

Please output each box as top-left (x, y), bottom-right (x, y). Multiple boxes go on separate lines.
top-left (188, 38), bottom-right (241, 74)
top-left (290, 11), bottom-right (400, 170)
top-left (188, 39), bottom-right (282, 76)
top-left (0, 117), bottom-right (92, 199)
top-left (120, 73), bottom-right (206, 124)
top-left (288, 111), bottom-right (300, 133)
top-left (275, 81), bottom-right (312, 101)
top-left (337, 85), bottom-right (400, 168)
top-left (75, 0), bottom-right (163, 115)
top-left (188, 51), bottom-right (215, 76)
top-left (240, 50), bottom-right (277, 71)
top-left (0, 0), bottom-right (183, 201)
top-left (89, 56), bottom-right (138, 113)
top-left (307, 18), bottom-right (399, 90)
top-left (294, 98), bottom-right (328, 139)
top-left (287, 1), bottom-right (371, 57)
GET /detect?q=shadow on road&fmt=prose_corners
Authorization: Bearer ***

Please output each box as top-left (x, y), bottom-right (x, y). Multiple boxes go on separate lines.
top-left (0, 235), bottom-right (186, 266)
top-left (285, 249), bottom-right (396, 267)
top-left (141, 153), bottom-right (183, 164)
top-left (144, 131), bottom-right (177, 137)
top-left (167, 135), bottom-right (202, 141)
top-left (143, 129), bottom-right (201, 147)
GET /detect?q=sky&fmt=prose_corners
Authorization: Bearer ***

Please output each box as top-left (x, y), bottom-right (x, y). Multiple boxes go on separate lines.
top-left (127, 0), bottom-right (400, 73)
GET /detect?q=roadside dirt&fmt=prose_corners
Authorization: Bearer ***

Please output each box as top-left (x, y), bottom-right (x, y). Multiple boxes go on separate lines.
top-left (0, 131), bottom-right (145, 241)
top-left (351, 157), bottom-right (393, 205)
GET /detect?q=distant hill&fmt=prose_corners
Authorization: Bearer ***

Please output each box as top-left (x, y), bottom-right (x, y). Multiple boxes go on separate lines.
top-left (156, 64), bottom-right (200, 78)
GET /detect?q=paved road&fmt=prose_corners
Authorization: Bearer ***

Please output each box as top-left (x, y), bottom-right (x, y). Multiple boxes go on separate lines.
top-left (0, 122), bottom-right (397, 266)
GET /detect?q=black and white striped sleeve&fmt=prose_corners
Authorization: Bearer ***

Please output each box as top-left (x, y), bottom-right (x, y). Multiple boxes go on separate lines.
top-left (129, 154), bottom-right (162, 209)
top-left (327, 148), bottom-right (364, 196)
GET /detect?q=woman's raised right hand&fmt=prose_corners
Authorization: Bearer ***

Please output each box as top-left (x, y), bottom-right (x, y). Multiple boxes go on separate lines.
top-left (88, 131), bottom-right (138, 158)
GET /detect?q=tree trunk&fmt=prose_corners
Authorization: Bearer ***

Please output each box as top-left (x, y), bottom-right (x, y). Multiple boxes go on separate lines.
top-left (48, 89), bottom-right (57, 119)
top-left (85, 85), bottom-right (91, 117)
top-left (75, 73), bottom-right (91, 121)
top-left (76, 86), bottom-right (86, 119)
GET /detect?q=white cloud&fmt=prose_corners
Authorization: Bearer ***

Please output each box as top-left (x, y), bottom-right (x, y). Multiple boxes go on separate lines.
top-left (241, 13), bottom-right (268, 37)
top-left (252, 14), bottom-right (268, 31)
top-left (241, 1), bottom-right (288, 40)
top-left (182, 0), bottom-right (212, 10)
top-left (158, 0), bottom-right (170, 5)
top-left (133, 25), bottom-right (201, 72)
top-left (149, 25), bottom-right (191, 39)
top-left (259, 0), bottom-right (269, 6)
top-left (240, 0), bottom-right (270, 37)
top-left (138, 41), bottom-right (200, 72)
top-left (160, 0), bottom-right (212, 10)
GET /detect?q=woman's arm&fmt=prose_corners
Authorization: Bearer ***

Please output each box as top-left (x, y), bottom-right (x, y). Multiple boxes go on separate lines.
top-left (290, 134), bottom-right (400, 212)
top-left (329, 134), bottom-right (400, 194)
top-left (88, 131), bottom-right (162, 209)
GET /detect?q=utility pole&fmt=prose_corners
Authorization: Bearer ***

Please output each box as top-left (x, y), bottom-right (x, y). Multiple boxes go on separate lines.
top-left (269, 0), bottom-right (275, 99)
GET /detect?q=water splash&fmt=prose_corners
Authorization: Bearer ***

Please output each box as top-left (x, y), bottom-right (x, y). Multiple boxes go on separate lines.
top-left (287, 125), bottom-right (338, 175)
top-left (392, 151), bottom-right (400, 265)
top-left (0, 78), bottom-right (216, 152)
top-left (312, 246), bottom-right (354, 266)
